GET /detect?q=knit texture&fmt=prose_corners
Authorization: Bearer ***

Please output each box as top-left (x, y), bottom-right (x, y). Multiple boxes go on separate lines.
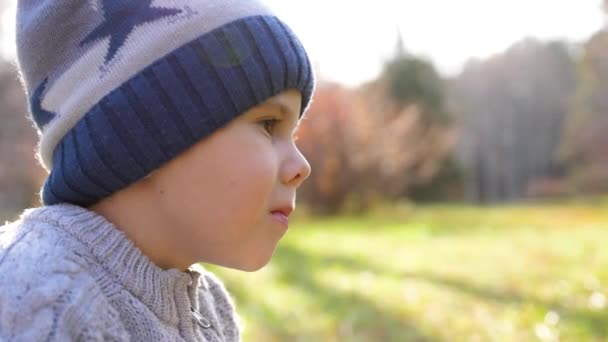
top-left (0, 204), bottom-right (240, 341)
top-left (16, 0), bottom-right (315, 207)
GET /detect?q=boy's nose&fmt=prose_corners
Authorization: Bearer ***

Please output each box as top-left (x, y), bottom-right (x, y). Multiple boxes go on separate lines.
top-left (282, 144), bottom-right (311, 188)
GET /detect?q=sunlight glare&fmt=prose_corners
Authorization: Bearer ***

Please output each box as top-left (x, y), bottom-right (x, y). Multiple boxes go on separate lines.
top-left (0, 3), bottom-right (16, 61)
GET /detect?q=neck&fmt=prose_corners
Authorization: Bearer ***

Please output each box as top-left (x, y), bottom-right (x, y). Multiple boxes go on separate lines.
top-left (89, 184), bottom-right (192, 271)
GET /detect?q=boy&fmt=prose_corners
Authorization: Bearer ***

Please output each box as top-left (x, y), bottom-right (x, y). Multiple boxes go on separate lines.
top-left (0, 0), bottom-right (314, 341)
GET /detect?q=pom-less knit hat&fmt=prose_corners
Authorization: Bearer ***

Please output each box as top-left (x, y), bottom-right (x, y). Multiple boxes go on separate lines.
top-left (16, 0), bottom-right (315, 207)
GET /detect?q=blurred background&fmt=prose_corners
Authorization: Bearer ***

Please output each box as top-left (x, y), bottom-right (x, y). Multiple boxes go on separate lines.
top-left (1, 1), bottom-right (607, 341)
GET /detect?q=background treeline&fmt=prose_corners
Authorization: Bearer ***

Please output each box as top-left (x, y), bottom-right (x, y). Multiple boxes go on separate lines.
top-left (297, 22), bottom-right (608, 213)
top-left (1, 7), bottom-right (607, 217)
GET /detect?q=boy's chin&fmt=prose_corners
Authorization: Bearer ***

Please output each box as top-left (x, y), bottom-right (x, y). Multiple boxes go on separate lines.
top-left (212, 250), bottom-right (275, 272)
top-left (234, 261), bottom-right (270, 272)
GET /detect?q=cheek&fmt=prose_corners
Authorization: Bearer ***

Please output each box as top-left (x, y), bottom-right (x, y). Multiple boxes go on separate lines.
top-left (151, 122), bottom-right (280, 242)
top-left (219, 145), bottom-right (277, 215)
top-left (180, 137), bottom-right (277, 232)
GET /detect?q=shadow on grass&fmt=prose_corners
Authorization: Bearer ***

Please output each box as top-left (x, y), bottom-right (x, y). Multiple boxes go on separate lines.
top-left (219, 283), bottom-right (295, 341)
top-left (226, 244), bottom-right (438, 342)
top-left (274, 244), bottom-right (438, 341)
top-left (221, 240), bottom-right (607, 340)
top-left (402, 270), bottom-right (608, 339)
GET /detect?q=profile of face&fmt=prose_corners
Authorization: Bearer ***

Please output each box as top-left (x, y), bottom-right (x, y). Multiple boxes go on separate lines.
top-left (92, 89), bottom-right (311, 272)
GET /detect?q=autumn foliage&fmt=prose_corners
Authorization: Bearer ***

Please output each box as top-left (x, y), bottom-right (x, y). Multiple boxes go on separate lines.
top-left (296, 78), bottom-right (456, 214)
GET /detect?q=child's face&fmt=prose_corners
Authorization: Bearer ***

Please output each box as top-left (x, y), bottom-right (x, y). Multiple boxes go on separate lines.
top-left (138, 89), bottom-right (311, 271)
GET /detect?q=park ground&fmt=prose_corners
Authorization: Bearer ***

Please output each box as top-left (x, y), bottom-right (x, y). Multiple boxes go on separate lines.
top-left (207, 198), bottom-right (608, 341)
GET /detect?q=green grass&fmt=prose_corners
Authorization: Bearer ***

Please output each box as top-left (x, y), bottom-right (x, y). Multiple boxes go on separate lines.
top-left (206, 200), bottom-right (608, 341)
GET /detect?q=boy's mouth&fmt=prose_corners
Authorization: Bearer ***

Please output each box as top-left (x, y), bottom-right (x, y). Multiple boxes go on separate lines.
top-left (271, 206), bottom-right (294, 217)
top-left (271, 212), bottom-right (290, 227)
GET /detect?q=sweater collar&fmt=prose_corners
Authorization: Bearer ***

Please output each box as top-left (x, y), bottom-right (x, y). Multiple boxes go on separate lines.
top-left (21, 203), bottom-right (209, 326)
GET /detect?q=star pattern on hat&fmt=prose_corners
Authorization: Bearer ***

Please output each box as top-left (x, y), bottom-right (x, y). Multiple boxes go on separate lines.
top-left (80, 0), bottom-right (183, 64)
top-left (31, 78), bottom-right (57, 128)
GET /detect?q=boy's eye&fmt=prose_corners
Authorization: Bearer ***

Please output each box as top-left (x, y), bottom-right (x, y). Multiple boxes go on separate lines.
top-left (259, 118), bottom-right (280, 135)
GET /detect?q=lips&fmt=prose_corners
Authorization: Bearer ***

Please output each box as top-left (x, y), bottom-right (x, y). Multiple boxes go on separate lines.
top-left (271, 206), bottom-right (293, 228)
top-left (271, 207), bottom-right (294, 217)
top-left (271, 212), bottom-right (289, 227)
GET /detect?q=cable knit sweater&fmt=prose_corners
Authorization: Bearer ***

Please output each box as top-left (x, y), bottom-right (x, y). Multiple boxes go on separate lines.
top-left (0, 203), bottom-right (241, 341)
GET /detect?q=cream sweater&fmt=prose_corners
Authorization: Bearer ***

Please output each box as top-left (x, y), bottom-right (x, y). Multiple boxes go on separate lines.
top-left (0, 203), bottom-right (240, 341)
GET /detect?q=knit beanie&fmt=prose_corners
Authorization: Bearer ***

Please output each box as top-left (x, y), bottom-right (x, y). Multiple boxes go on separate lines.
top-left (16, 0), bottom-right (315, 207)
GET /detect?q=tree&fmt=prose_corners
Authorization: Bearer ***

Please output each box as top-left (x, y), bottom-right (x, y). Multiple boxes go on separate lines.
top-left (297, 78), bottom-right (457, 214)
top-left (0, 59), bottom-right (45, 219)
top-left (296, 82), bottom-right (357, 214)
top-left (560, 31), bottom-right (608, 193)
top-left (452, 39), bottom-right (577, 202)
top-left (381, 34), bottom-right (449, 124)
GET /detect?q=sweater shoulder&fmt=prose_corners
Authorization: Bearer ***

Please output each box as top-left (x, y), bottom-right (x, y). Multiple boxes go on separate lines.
top-left (0, 215), bottom-right (130, 341)
top-left (0, 213), bottom-right (91, 289)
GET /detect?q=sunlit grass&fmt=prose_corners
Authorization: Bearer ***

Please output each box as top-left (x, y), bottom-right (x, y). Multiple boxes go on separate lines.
top-left (206, 199), bottom-right (608, 341)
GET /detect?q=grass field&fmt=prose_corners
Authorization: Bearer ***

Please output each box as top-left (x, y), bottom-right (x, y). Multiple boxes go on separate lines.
top-left (206, 199), bottom-right (608, 341)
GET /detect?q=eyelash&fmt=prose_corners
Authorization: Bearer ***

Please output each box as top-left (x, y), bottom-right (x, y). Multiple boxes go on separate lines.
top-left (258, 117), bottom-right (300, 142)
top-left (259, 118), bottom-right (280, 135)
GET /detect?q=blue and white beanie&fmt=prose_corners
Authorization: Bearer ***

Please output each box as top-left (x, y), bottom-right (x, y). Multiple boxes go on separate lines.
top-left (16, 0), bottom-right (315, 206)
